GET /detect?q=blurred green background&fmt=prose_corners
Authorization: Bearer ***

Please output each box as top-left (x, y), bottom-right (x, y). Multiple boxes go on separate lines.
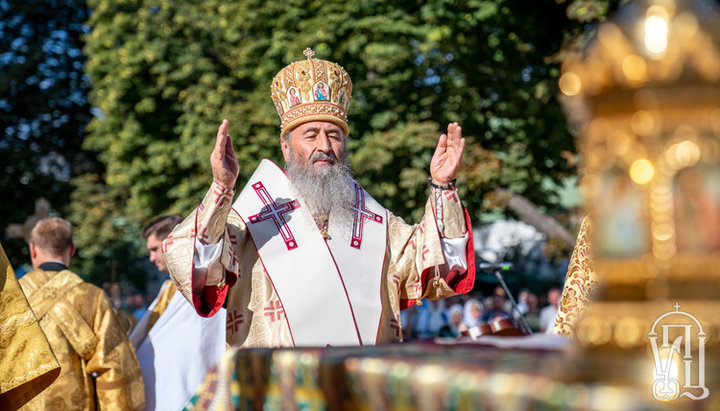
top-left (0, 0), bottom-right (626, 294)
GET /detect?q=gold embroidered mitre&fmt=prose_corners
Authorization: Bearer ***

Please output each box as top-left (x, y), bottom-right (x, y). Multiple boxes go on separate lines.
top-left (270, 48), bottom-right (353, 136)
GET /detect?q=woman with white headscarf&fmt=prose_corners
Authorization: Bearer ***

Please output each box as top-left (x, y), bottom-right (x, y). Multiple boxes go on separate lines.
top-left (462, 298), bottom-right (483, 328)
top-left (439, 304), bottom-right (465, 338)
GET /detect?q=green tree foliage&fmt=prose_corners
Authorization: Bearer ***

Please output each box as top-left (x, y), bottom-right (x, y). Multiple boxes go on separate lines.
top-left (74, 0), bottom-right (627, 281)
top-left (0, 0), bottom-right (99, 268)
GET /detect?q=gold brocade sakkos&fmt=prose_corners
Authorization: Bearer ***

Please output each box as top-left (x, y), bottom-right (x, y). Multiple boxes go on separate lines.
top-left (142, 280), bottom-right (177, 338)
top-left (0, 244), bottom-right (60, 410)
top-left (163, 49), bottom-right (475, 349)
top-left (164, 180), bottom-right (473, 348)
top-left (18, 268), bottom-right (145, 410)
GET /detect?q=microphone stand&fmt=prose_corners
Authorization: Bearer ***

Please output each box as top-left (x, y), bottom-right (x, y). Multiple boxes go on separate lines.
top-left (493, 268), bottom-right (533, 335)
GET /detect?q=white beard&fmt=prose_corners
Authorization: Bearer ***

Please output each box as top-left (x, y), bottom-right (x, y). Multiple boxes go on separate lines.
top-left (285, 149), bottom-right (356, 236)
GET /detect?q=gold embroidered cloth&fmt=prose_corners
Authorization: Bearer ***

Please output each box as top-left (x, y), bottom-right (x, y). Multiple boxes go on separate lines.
top-left (18, 269), bottom-right (145, 410)
top-left (164, 180), bottom-right (475, 348)
top-left (553, 216), bottom-right (598, 337)
top-left (270, 52), bottom-right (353, 136)
top-left (143, 280), bottom-right (177, 339)
top-left (0, 245), bottom-right (60, 410)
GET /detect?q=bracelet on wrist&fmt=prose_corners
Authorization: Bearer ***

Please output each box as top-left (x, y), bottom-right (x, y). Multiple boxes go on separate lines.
top-left (427, 177), bottom-right (457, 190)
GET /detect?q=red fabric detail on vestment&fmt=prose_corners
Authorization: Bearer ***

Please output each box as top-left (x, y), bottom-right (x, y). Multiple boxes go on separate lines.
top-left (193, 284), bottom-right (227, 318)
top-left (189, 215), bottom-right (238, 317)
top-left (402, 208), bottom-right (476, 311)
top-left (188, 194), bottom-right (240, 318)
top-left (400, 298), bottom-right (417, 310)
top-left (193, 269), bottom-right (237, 318)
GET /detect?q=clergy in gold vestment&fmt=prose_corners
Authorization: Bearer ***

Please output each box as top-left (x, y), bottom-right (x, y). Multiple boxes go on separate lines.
top-left (164, 49), bottom-right (476, 348)
top-left (0, 243), bottom-right (60, 410)
top-left (18, 217), bottom-right (144, 410)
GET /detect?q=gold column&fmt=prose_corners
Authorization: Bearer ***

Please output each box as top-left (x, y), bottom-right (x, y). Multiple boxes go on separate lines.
top-left (560, 0), bottom-right (720, 405)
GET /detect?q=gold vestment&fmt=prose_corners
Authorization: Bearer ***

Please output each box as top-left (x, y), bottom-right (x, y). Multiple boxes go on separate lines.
top-left (554, 216), bottom-right (598, 336)
top-left (18, 268), bottom-right (145, 410)
top-left (131, 280), bottom-right (177, 345)
top-left (0, 245), bottom-right (60, 410)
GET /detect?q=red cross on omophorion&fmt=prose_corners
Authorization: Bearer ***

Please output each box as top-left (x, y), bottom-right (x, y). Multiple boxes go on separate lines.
top-left (248, 181), bottom-right (301, 250)
top-left (350, 183), bottom-right (383, 249)
top-left (264, 300), bottom-right (285, 323)
top-left (227, 309), bottom-right (244, 335)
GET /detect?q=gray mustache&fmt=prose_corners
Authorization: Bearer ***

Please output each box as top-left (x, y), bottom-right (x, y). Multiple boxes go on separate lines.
top-left (311, 152), bottom-right (337, 163)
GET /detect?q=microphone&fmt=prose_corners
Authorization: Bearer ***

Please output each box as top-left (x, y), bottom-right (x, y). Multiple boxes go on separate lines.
top-left (479, 262), bottom-right (533, 335)
top-left (478, 262), bottom-right (514, 272)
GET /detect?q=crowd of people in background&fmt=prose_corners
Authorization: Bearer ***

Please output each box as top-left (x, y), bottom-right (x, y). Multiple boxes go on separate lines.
top-left (402, 285), bottom-right (562, 340)
top-left (99, 279), bottom-right (564, 342)
top-left (107, 282), bottom-right (564, 340)
top-left (101, 281), bottom-right (154, 325)
top-left (97, 281), bottom-right (564, 341)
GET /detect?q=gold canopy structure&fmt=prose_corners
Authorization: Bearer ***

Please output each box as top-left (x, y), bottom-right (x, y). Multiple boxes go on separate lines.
top-left (560, 0), bottom-right (720, 404)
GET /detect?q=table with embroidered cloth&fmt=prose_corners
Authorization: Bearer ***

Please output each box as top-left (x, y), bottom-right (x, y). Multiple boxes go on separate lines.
top-left (182, 335), bottom-right (691, 410)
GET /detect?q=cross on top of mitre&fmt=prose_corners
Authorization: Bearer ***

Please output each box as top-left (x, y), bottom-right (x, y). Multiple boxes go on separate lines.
top-left (303, 47), bottom-right (315, 60)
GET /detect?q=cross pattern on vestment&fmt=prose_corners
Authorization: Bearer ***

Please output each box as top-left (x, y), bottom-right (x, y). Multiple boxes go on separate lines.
top-left (390, 274), bottom-right (401, 290)
top-left (264, 300), bottom-right (285, 323)
top-left (227, 248), bottom-right (239, 269)
top-left (213, 185), bottom-right (230, 207)
top-left (196, 223), bottom-right (209, 242)
top-left (350, 183), bottom-right (383, 249)
top-left (227, 309), bottom-right (244, 335)
top-left (443, 189), bottom-right (459, 203)
top-left (421, 245), bottom-right (430, 262)
top-left (248, 182), bottom-right (301, 250)
top-left (390, 315), bottom-right (401, 338)
top-left (161, 235), bottom-right (173, 253)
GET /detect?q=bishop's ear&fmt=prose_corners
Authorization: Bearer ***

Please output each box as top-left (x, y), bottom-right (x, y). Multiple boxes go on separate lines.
top-left (280, 136), bottom-right (291, 162)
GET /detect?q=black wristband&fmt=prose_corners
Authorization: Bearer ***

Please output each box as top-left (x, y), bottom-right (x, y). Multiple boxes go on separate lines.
top-left (427, 177), bottom-right (457, 190)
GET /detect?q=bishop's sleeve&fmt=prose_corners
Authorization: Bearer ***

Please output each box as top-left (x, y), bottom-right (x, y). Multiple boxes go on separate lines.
top-left (390, 186), bottom-right (476, 309)
top-left (163, 181), bottom-right (247, 318)
top-left (85, 289), bottom-right (145, 410)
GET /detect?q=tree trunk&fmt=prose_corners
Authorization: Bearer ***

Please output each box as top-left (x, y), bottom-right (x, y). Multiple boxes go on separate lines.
top-left (497, 189), bottom-right (576, 247)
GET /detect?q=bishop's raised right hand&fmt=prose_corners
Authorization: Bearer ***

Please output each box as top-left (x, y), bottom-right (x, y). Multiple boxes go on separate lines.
top-left (211, 119), bottom-right (239, 189)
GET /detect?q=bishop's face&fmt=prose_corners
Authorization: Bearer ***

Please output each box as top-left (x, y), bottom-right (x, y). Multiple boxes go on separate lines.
top-left (282, 120), bottom-right (355, 221)
top-left (281, 121), bottom-right (346, 171)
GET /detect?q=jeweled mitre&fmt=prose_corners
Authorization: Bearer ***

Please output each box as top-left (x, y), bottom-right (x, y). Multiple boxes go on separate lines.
top-left (270, 48), bottom-right (353, 136)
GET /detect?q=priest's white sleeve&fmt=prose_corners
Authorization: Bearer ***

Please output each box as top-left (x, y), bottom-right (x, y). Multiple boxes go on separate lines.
top-left (441, 236), bottom-right (469, 271)
top-left (193, 237), bottom-right (225, 285)
top-left (435, 186), bottom-right (469, 271)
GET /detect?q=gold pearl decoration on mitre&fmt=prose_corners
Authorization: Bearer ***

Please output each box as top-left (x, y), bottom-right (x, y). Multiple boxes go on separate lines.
top-left (270, 48), bottom-right (353, 136)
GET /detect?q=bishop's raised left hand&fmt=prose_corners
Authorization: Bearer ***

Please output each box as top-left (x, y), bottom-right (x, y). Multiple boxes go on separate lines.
top-left (430, 122), bottom-right (465, 186)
